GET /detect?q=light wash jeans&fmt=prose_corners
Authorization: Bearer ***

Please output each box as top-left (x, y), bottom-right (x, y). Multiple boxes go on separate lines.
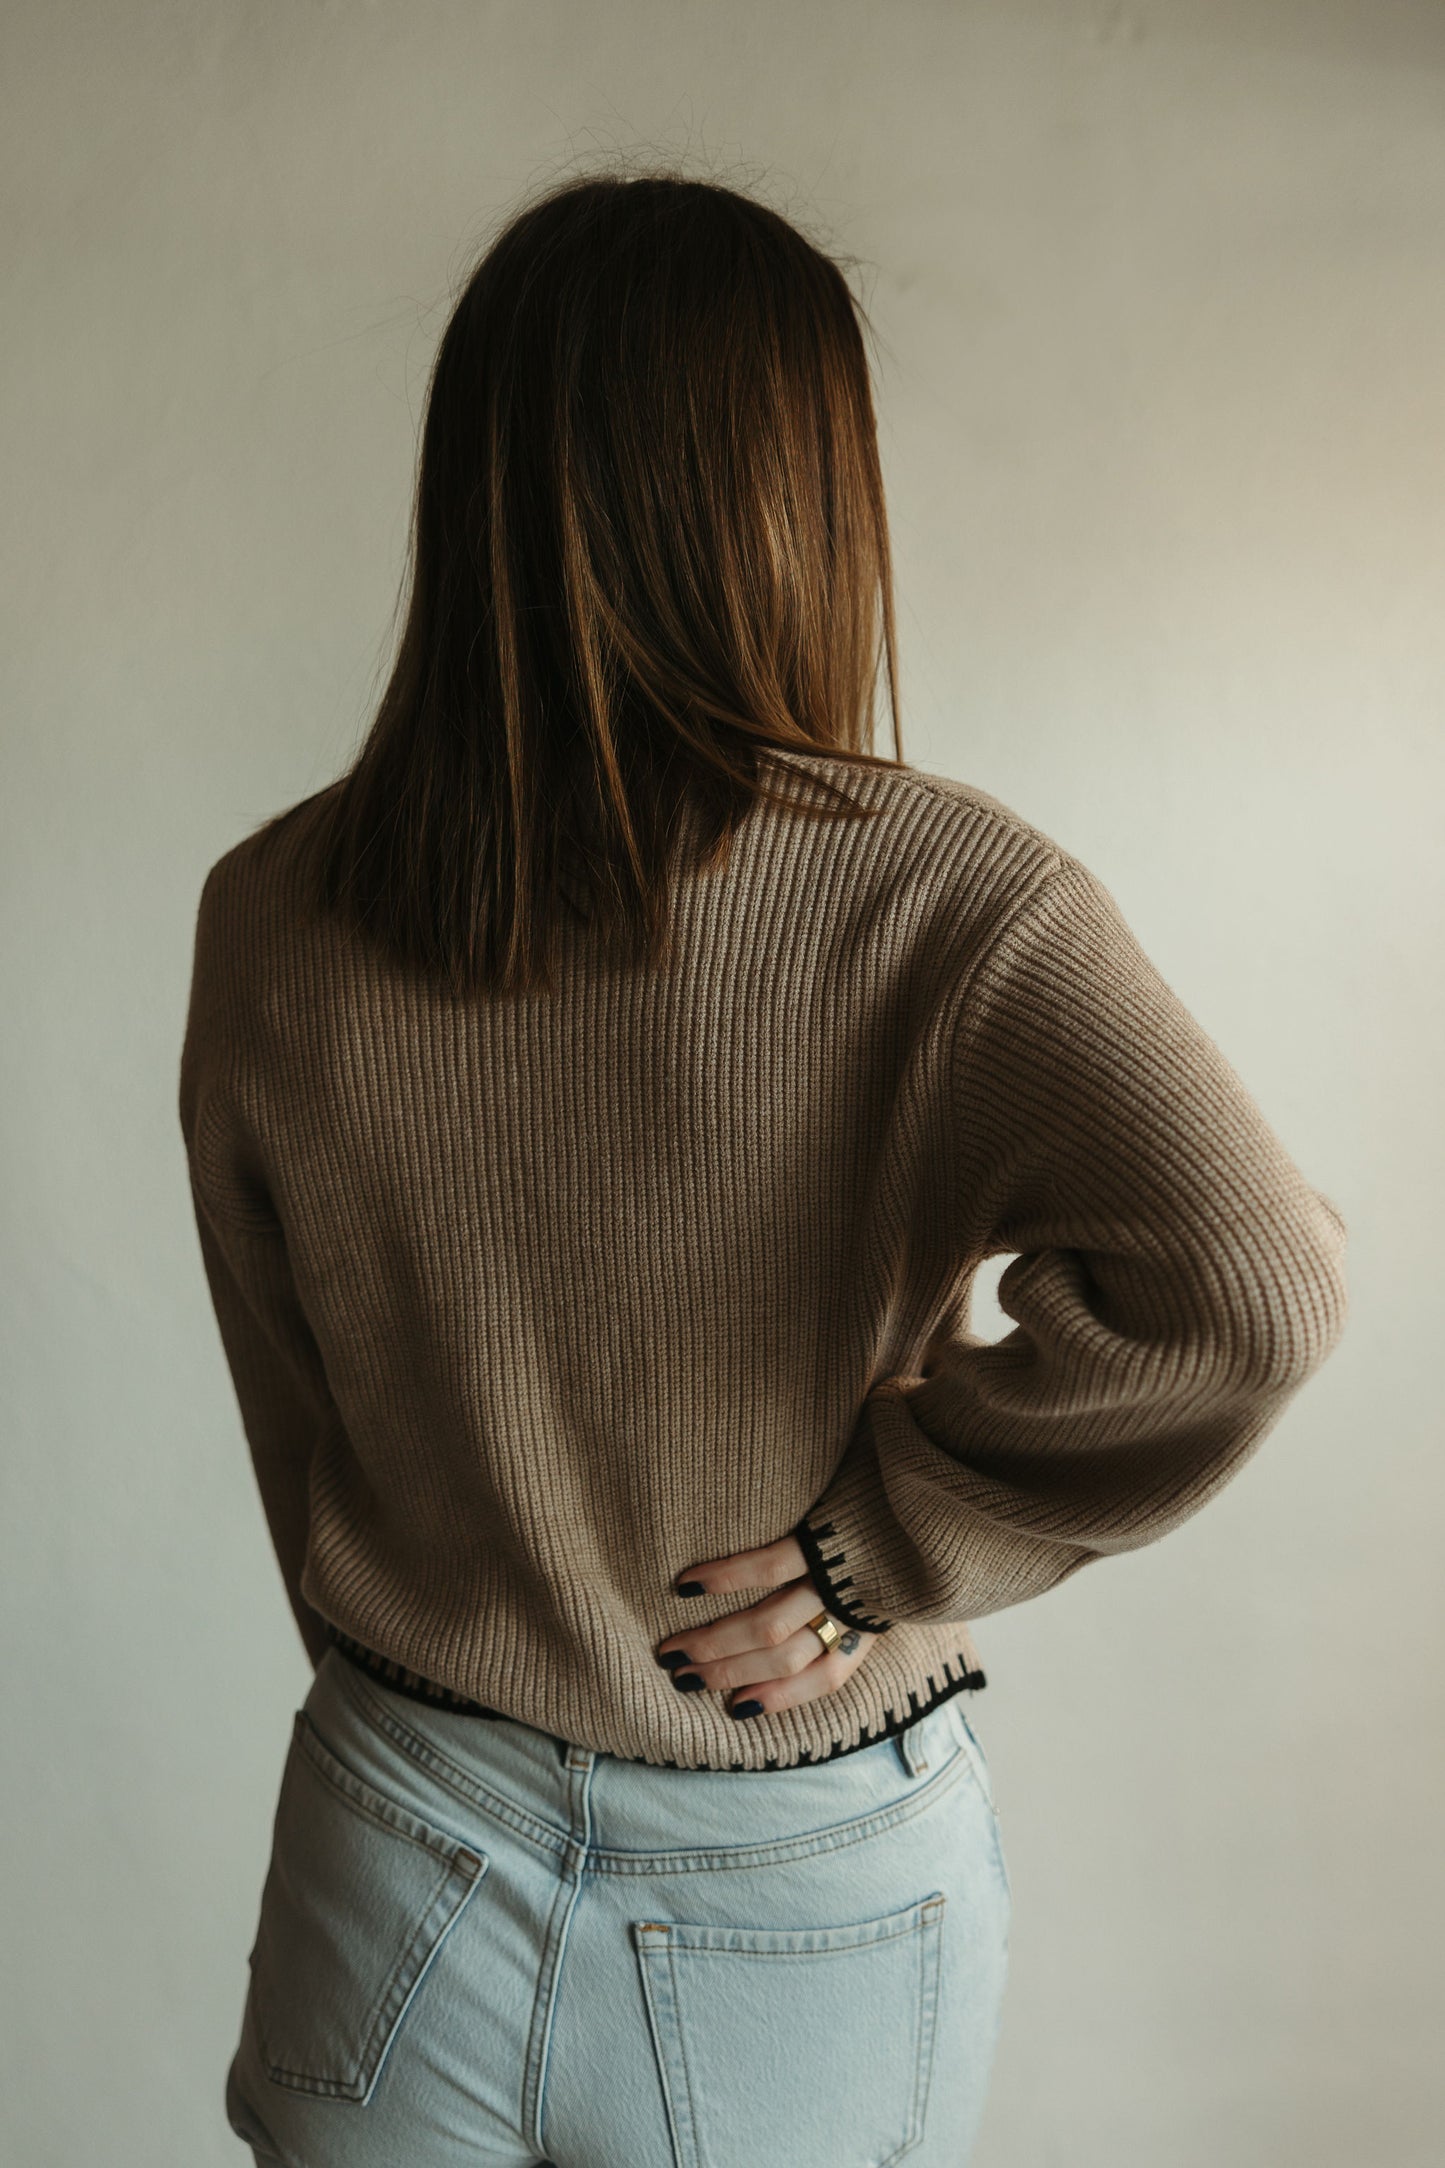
top-left (224, 1645), bottom-right (1012, 2168)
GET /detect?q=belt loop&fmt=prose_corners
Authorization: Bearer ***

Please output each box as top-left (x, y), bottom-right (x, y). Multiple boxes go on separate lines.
top-left (894, 1718), bottom-right (931, 1778)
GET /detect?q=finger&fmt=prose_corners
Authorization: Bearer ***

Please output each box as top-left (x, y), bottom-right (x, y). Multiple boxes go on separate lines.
top-left (726, 1633), bottom-right (872, 1717)
top-left (656, 1578), bottom-right (822, 1667)
top-left (673, 1533), bottom-right (806, 1598)
top-left (666, 1621), bottom-right (860, 1696)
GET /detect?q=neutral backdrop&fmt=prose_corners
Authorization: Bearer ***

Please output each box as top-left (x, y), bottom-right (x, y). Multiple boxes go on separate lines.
top-left (3, 4), bottom-right (1440, 2164)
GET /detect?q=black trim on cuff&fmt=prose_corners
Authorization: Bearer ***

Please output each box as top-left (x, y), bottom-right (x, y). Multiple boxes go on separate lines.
top-left (793, 1514), bottom-right (897, 1635)
top-left (656, 1651), bottom-right (989, 1772)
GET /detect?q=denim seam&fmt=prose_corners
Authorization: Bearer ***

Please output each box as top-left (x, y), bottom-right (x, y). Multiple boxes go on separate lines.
top-left (632, 1932), bottom-right (692, 2166)
top-left (667, 1938), bottom-right (704, 2167)
top-left (587, 1744), bottom-right (979, 1876)
top-left (659, 1916), bottom-right (933, 1956)
top-left (885, 1901), bottom-right (945, 2165)
top-left (252, 1736), bottom-right (485, 2101)
top-left (292, 1712), bottom-right (480, 1870)
top-left (259, 1857), bottom-right (468, 2097)
top-left (324, 1642), bottom-right (985, 1876)
top-left (328, 1658), bottom-right (570, 1865)
top-left (526, 1783), bottom-right (593, 2159)
top-left (952, 1710), bottom-right (1000, 1822)
top-left (635, 1899), bottom-right (945, 2168)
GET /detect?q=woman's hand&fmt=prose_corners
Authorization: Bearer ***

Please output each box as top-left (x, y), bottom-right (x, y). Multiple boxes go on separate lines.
top-left (655, 1532), bottom-right (877, 1719)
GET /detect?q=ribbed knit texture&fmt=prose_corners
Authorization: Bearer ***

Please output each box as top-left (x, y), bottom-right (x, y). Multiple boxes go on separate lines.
top-left (178, 750), bottom-right (1348, 1771)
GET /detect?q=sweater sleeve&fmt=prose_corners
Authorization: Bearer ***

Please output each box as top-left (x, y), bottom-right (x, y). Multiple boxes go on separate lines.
top-left (793, 855), bottom-right (1349, 1633)
top-left (178, 870), bottom-right (334, 1670)
top-left (183, 1169), bottom-right (335, 1669)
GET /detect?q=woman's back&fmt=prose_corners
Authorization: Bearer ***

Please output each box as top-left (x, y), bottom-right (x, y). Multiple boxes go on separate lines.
top-left (178, 741), bottom-right (1345, 1771)
top-left (189, 168), bottom-right (1349, 2168)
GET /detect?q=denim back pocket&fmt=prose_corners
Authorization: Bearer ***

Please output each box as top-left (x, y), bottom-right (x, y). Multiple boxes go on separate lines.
top-left (632, 1891), bottom-right (946, 2167)
top-left (245, 1708), bottom-right (488, 2104)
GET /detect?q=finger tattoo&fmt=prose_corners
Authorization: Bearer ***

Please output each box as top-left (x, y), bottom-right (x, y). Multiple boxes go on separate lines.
top-left (838, 1629), bottom-right (861, 1656)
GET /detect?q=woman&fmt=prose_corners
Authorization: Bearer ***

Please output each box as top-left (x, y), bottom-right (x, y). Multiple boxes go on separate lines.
top-left (180, 171), bottom-right (1348, 2168)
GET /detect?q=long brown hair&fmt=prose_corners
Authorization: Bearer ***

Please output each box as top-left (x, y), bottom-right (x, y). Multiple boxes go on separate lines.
top-left (314, 168), bottom-right (908, 996)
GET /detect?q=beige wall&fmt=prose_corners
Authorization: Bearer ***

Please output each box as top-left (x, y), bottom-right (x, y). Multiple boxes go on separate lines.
top-left (3, 3), bottom-right (1440, 2161)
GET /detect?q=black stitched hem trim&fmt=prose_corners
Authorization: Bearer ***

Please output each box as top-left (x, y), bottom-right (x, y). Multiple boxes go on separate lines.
top-left (657, 1654), bottom-right (989, 1773)
top-left (324, 1623), bottom-right (512, 1719)
top-left (792, 1514), bottom-right (897, 1635)
top-left (321, 1619), bottom-right (986, 1774)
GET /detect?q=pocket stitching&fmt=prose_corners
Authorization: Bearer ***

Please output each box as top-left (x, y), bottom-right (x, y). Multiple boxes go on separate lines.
top-left (634, 1895), bottom-right (946, 2168)
top-left (665, 1937), bottom-right (705, 2168)
top-left (291, 1710), bottom-right (488, 1871)
top-left (644, 1900), bottom-right (944, 1956)
top-left (331, 1665), bottom-right (978, 1875)
top-left (890, 1890), bottom-right (946, 2164)
top-left (610, 1744), bottom-right (978, 1881)
top-left (250, 1715), bottom-right (488, 2102)
top-left (256, 1848), bottom-right (477, 2094)
top-left (327, 1660), bottom-right (567, 1865)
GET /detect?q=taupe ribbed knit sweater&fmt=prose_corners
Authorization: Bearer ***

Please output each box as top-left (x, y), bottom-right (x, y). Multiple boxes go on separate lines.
top-left (178, 750), bottom-right (1348, 1771)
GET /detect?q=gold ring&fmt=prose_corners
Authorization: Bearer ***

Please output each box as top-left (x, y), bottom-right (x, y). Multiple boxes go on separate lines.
top-left (806, 1610), bottom-right (842, 1654)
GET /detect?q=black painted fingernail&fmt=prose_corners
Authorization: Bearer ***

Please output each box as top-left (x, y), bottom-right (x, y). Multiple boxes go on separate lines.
top-left (675, 1581), bottom-right (705, 1597)
top-left (655, 1650), bottom-right (691, 1670)
top-left (672, 1672), bottom-right (705, 1692)
top-left (729, 1700), bottom-right (765, 1719)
